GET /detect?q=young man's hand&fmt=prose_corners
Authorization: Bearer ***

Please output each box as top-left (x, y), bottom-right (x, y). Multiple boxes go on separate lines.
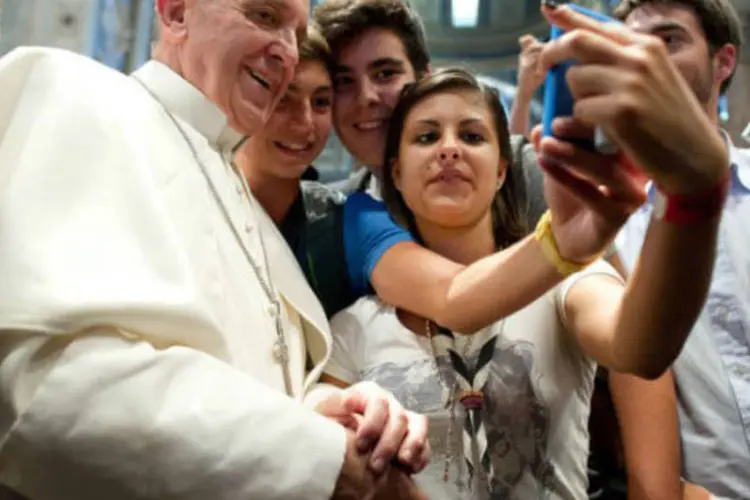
top-left (509, 35), bottom-right (546, 136)
top-left (517, 34), bottom-right (546, 100)
top-left (538, 4), bottom-right (729, 195)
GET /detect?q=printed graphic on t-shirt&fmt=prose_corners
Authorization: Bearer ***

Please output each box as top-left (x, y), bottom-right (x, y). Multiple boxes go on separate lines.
top-left (361, 334), bottom-right (562, 498)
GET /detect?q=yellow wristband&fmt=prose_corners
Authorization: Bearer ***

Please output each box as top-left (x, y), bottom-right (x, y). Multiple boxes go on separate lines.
top-left (534, 211), bottom-right (593, 276)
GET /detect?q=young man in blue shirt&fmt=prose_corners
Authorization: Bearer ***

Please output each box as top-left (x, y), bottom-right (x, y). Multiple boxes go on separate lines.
top-left (297, 0), bottom-right (552, 321)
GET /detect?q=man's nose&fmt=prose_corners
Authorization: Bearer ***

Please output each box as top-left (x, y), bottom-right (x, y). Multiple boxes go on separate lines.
top-left (356, 78), bottom-right (379, 107)
top-left (290, 102), bottom-right (314, 132)
top-left (268, 28), bottom-right (299, 71)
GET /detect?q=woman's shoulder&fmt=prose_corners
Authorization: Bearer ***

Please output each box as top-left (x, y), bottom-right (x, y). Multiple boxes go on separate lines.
top-left (509, 259), bottom-right (623, 325)
top-left (559, 260), bottom-right (624, 303)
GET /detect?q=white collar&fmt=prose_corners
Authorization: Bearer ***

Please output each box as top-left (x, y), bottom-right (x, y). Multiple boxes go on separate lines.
top-left (365, 171), bottom-right (382, 201)
top-left (130, 60), bottom-right (245, 154)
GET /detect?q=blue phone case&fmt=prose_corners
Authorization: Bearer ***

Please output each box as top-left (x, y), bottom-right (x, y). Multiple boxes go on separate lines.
top-left (542, 4), bottom-right (620, 153)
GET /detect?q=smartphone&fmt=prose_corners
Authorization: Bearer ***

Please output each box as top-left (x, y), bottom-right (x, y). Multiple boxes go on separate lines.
top-left (542, 2), bottom-right (621, 154)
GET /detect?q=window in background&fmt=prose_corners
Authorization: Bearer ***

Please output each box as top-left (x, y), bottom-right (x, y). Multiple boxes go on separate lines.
top-left (570, 0), bottom-right (616, 14)
top-left (314, 133), bottom-right (355, 184)
top-left (451, 0), bottom-right (480, 28)
top-left (409, 0), bottom-right (442, 24)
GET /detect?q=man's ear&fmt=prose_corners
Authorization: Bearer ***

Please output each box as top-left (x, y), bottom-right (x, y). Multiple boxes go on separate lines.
top-left (714, 43), bottom-right (737, 91)
top-left (157, 0), bottom-right (189, 44)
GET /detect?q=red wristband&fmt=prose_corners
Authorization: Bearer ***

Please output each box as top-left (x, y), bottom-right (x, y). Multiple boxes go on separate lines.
top-left (157, 0), bottom-right (166, 13)
top-left (653, 170), bottom-right (730, 224)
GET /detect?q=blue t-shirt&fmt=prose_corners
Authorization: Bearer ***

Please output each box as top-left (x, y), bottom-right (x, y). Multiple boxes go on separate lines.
top-left (343, 192), bottom-right (413, 297)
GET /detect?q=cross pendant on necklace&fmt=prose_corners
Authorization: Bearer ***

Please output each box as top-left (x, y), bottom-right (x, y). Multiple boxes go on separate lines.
top-left (271, 316), bottom-right (294, 396)
top-left (272, 335), bottom-right (289, 364)
top-left (133, 79), bottom-right (296, 397)
top-left (270, 313), bottom-right (288, 361)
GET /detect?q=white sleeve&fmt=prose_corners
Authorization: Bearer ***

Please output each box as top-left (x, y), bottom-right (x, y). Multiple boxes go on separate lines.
top-left (0, 333), bottom-right (346, 500)
top-left (304, 304), bottom-right (370, 408)
top-left (0, 48), bottom-right (345, 500)
top-left (320, 302), bottom-right (370, 385)
top-left (555, 260), bottom-right (625, 330)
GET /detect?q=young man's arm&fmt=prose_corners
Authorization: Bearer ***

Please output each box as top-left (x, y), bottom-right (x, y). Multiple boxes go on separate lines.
top-left (509, 95), bottom-right (534, 138)
top-left (343, 192), bottom-right (566, 334)
top-left (608, 247), bottom-right (711, 500)
top-left (372, 238), bottom-right (564, 333)
top-left (536, 4), bottom-right (729, 378)
top-left (609, 371), bottom-right (684, 500)
top-left (509, 35), bottom-right (546, 138)
top-left (609, 371), bottom-right (713, 500)
top-left (560, 209), bottom-right (722, 379)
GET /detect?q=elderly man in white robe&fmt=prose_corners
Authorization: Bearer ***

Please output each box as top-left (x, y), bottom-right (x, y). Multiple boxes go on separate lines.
top-left (0, 0), bottom-right (430, 499)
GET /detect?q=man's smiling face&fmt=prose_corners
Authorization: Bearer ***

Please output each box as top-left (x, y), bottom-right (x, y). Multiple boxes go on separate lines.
top-left (331, 27), bottom-right (417, 170)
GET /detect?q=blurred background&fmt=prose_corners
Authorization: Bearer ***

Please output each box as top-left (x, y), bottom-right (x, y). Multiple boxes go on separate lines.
top-left (1, 0), bottom-right (747, 181)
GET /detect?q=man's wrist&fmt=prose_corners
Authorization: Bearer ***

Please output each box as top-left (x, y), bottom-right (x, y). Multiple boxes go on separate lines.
top-left (653, 168), bottom-right (730, 224)
top-left (657, 136), bottom-right (729, 195)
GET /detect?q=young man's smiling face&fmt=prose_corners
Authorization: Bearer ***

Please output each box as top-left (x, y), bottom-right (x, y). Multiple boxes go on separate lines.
top-left (331, 27), bottom-right (417, 171)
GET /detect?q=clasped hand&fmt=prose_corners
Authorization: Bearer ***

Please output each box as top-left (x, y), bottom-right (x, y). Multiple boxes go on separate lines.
top-left (317, 381), bottom-right (430, 500)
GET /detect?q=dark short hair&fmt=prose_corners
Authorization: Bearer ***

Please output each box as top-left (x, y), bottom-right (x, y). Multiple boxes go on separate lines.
top-left (614, 0), bottom-right (743, 93)
top-left (381, 67), bottom-right (528, 250)
top-left (313, 0), bottom-right (430, 76)
top-left (299, 23), bottom-right (333, 68)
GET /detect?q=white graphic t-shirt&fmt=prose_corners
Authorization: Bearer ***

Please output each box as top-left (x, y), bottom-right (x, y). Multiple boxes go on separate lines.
top-left (325, 261), bottom-right (622, 500)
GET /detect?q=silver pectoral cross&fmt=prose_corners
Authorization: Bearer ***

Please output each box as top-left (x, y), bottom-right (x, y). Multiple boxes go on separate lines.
top-left (271, 316), bottom-right (293, 396)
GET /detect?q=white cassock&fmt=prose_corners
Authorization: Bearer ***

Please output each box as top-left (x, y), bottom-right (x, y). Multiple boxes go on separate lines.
top-left (0, 47), bottom-right (346, 500)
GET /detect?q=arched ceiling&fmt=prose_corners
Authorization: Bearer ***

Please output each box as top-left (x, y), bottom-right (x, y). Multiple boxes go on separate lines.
top-left (409, 0), bottom-right (549, 58)
top-left (408, 0), bottom-right (750, 60)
